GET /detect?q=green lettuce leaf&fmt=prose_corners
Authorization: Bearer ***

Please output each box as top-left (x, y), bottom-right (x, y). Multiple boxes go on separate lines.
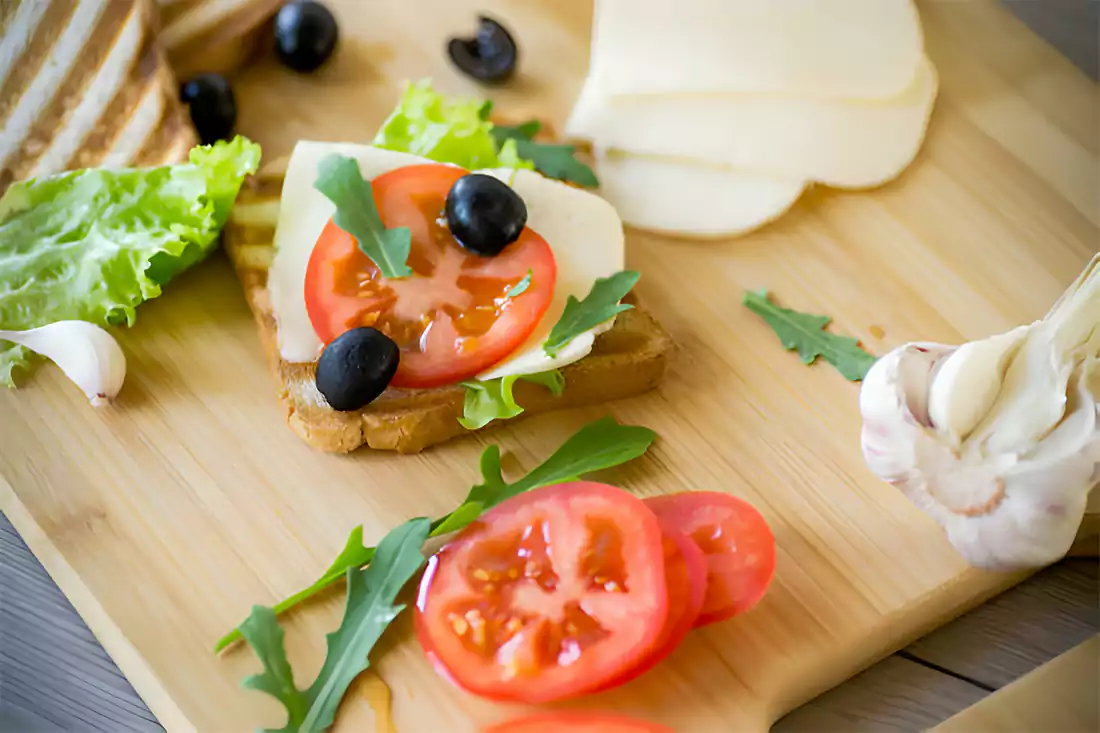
top-left (0, 136), bottom-right (261, 385)
top-left (372, 80), bottom-right (533, 171)
top-left (458, 370), bottom-right (564, 430)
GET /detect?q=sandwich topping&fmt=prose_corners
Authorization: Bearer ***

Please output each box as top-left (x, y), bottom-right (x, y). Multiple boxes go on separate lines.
top-left (266, 83), bottom-right (632, 420)
top-left (446, 173), bottom-right (528, 257)
top-left (306, 161), bottom-right (557, 389)
top-left (314, 326), bottom-right (400, 411)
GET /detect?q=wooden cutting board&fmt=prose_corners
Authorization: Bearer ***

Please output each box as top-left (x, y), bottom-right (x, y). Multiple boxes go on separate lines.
top-left (1, 1), bottom-right (1097, 731)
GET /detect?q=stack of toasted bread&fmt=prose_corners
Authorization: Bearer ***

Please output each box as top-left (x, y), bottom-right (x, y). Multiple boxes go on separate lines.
top-left (0, 0), bottom-right (194, 190)
top-left (0, 0), bottom-right (282, 191)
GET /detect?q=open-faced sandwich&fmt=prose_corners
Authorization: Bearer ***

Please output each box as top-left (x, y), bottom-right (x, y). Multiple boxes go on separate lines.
top-left (225, 82), bottom-right (672, 453)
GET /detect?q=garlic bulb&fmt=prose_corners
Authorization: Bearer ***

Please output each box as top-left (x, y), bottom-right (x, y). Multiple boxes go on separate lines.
top-left (0, 321), bottom-right (127, 406)
top-left (860, 255), bottom-right (1100, 569)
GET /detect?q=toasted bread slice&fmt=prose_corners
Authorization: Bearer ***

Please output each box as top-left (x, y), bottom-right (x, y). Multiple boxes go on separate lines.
top-left (0, 0), bottom-right (196, 193)
top-left (223, 164), bottom-right (674, 453)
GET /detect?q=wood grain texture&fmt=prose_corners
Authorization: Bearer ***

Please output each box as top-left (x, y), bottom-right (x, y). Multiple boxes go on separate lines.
top-left (931, 635), bottom-right (1100, 733)
top-left (773, 656), bottom-right (987, 732)
top-left (0, 1), bottom-right (1097, 732)
top-left (906, 559), bottom-right (1100, 689)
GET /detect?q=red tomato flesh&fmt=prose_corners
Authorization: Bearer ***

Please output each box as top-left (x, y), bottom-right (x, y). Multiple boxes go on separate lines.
top-left (415, 482), bottom-right (669, 703)
top-left (645, 492), bottom-right (775, 627)
top-left (304, 164), bottom-right (556, 388)
top-left (483, 712), bottom-right (675, 733)
top-left (597, 530), bottom-right (707, 691)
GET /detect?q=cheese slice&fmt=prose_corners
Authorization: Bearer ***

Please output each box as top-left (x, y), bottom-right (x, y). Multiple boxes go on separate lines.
top-left (593, 151), bottom-right (805, 239)
top-left (268, 143), bottom-right (626, 380)
top-left (476, 168), bottom-right (624, 380)
top-left (590, 0), bottom-right (924, 99)
top-left (567, 58), bottom-right (938, 189)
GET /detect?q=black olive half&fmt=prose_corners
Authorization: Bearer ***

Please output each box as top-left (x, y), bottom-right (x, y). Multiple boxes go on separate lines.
top-left (274, 0), bottom-right (339, 73)
top-left (447, 16), bottom-right (517, 85)
top-left (445, 174), bottom-right (527, 257)
top-left (315, 327), bottom-right (399, 411)
top-left (179, 74), bottom-right (236, 145)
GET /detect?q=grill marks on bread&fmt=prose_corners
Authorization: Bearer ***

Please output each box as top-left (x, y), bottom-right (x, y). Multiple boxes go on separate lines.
top-left (0, 0), bottom-right (195, 191)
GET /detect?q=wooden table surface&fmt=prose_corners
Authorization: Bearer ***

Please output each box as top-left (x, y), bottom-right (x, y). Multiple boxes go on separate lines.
top-left (930, 635), bottom-right (1099, 733)
top-left (1, 2), bottom-right (1098, 732)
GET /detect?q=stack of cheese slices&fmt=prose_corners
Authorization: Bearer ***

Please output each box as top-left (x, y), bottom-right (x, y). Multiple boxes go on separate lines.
top-left (565, 0), bottom-right (939, 238)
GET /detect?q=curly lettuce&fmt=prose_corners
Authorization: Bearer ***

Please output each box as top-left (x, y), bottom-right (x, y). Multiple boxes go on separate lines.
top-left (372, 79), bottom-right (532, 171)
top-left (0, 136), bottom-right (261, 385)
top-left (459, 370), bottom-right (565, 430)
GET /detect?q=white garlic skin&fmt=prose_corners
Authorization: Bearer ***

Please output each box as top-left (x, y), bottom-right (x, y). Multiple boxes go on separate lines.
top-left (0, 321), bottom-right (127, 405)
top-left (861, 347), bottom-right (1097, 569)
top-left (860, 256), bottom-right (1100, 570)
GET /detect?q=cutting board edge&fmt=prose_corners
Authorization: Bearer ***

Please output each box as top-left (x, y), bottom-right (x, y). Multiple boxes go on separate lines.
top-left (762, 567), bottom-right (1029, 728)
top-left (0, 476), bottom-right (197, 733)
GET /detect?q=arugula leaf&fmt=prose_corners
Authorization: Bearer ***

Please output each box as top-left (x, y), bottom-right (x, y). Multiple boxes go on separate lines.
top-left (506, 269), bottom-right (532, 298)
top-left (319, 526), bottom-right (374, 581)
top-left (216, 528), bottom-right (375, 654)
top-left (458, 370), bottom-right (564, 430)
top-left (239, 519), bottom-right (429, 733)
top-left (428, 498), bottom-right (486, 538)
top-left (301, 519), bottom-right (428, 730)
top-left (467, 415), bottom-right (655, 508)
top-left (543, 271), bottom-right (639, 357)
top-left (314, 154), bottom-right (412, 279)
top-left (491, 122), bottom-right (599, 188)
top-left (240, 606), bottom-right (307, 732)
top-left (437, 416), bottom-right (657, 538)
top-left (742, 288), bottom-right (876, 381)
top-left (215, 417), bottom-right (655, 652)
top-left (497, 120), bottom-right (542, 140)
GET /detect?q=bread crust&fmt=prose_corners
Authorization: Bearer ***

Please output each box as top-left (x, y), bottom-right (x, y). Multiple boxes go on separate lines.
top-left (223, 169), bottom-right (673, 453)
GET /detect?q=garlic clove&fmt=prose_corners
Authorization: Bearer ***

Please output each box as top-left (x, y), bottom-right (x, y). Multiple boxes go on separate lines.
top-left (972, 260), bottom-right (1100, 456)
top-left (0, 321), bottom-right (126, 405)
top-left (927, 325), bottom-right (1029, 446)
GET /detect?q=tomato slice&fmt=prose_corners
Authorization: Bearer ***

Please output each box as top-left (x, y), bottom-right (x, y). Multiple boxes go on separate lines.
top-left (644, 492), bottom-right (775, 627)
top-left (598, 530), bottom-right (707, 691)
top-left (304, 164), bottom-right (556, 388)
top-left (483, 712), bottom-right (675, 733)
top-left (415, 482), bottom-right (668, 703)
